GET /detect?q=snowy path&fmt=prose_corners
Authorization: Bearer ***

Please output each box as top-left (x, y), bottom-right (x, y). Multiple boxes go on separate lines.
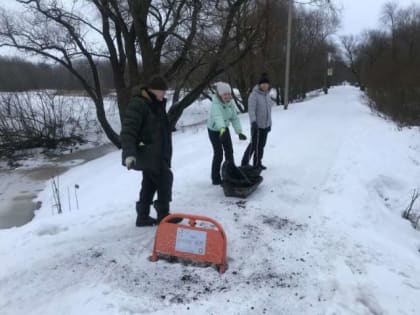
top-left (1, 86), bottom-right (420, 315)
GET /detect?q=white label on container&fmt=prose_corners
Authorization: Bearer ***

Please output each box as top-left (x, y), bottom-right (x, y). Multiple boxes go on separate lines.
top-left (175, 228), bottom-right (207, 255)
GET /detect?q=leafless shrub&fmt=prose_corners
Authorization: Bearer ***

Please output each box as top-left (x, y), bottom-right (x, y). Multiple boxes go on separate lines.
top-left (51, 174), bottom-right (62, 215)
top-left (415, 215), bottom-right (420, 230)
top-left (402, 189), bottom-right (419, 219)
top-left (0, 91), bottom-right (90, 159)
top-left (402, 189), bottom-right (420, 230)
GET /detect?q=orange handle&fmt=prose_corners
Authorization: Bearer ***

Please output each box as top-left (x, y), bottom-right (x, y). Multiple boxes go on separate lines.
top-left (161, 213), bottom-right (226, 236)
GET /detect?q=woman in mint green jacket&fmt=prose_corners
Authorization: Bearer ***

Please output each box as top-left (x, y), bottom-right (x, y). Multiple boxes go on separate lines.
top-left (207, 82), bottom-right (247, 185)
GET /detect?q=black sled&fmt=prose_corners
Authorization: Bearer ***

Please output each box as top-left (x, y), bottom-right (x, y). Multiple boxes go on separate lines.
top-left (221, 162), bottom-right (263, 198)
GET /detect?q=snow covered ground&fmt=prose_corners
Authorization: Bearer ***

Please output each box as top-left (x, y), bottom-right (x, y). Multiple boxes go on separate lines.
top-left (1, 86), bottom-right (420, 315)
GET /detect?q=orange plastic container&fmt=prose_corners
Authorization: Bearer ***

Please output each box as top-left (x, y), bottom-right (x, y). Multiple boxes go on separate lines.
top-left (150, 213), bottom-right (227, 273)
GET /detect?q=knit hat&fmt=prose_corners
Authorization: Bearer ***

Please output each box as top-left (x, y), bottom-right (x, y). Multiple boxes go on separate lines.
top-left (258, 73), bottom-right (270, 85)
top-left (214, 82), bottom-right (231, 95)
top-left (148, 75), bottom-right (169, 90)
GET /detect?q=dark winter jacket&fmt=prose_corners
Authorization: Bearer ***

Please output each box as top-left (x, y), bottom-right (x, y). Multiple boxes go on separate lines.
top-left (248, 85), bottom-right (273, 129)
top-left (120, 87), bottom-right (172, 173)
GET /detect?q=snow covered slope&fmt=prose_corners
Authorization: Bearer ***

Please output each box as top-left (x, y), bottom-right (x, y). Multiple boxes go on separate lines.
top-left (1, 86), bottom-right (420, 315)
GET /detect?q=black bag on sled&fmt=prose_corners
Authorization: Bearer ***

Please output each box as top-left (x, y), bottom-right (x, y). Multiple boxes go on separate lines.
top-left (221, 162), bottom-right (263, 198)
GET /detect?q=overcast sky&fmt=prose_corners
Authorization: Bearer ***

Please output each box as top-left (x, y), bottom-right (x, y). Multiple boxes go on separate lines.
top-left (0, 0), bottom-right (418, 57)
top-left (2, 0), bottom-right (418, 34)
top-left (337, 0), bottom-right (417, 35)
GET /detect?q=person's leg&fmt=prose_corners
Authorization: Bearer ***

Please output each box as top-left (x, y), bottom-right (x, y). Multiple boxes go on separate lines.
top-left (242, 126), bottom-right (258, 166)
top-left (221, 128), bottom-right (234, 164)
top-left (155, 164), bottom-right (173, 210)
top-left (252, 128), bottom-right (261, 167)
top-left (241, 143), bottom-right (253, 166)
top-left (154, 163), bottom-right (182, 223)
top-left (220, 129), bottom-right (244, 179)
top-left (136, 171), bottom-right (158, 226)
top-left (256, 128), bottom-right (269, 167)
top-left (208, 129), bottom-right (223, 184)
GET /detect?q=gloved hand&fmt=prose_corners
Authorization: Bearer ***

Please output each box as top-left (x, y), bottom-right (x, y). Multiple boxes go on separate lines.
top-left (125, 156), bottom-right (136, 170)
top-left (219, 128), bottom-right (226, 138)
top-left (251, 121), bottom-right (258, 131)
top-left (267, 126), bottom-right (271, 132)
top-left (238, 133), bottom-right (247, 140)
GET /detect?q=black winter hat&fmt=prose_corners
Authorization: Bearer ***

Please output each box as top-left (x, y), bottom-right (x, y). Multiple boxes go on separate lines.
top-left (258, 73), bottom-right (270, 85)
top-left (148, 75), bottom-right (169, 90)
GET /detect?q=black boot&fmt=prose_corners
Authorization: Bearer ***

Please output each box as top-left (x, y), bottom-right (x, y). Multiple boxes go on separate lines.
top-left (136, 216), bottom-right (158, 227)
top-left (153, 201), bottom-right (183, 224)
top-left (136, 202), bottom-right (158, 227)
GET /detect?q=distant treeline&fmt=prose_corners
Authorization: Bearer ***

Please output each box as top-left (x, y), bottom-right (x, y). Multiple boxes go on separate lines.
top-left (342, 3), bottom-right (420, 126)
top-left (0, 56), bottom-right (114, 92)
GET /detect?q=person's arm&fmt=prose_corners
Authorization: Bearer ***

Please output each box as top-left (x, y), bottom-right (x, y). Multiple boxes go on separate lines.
top-left (210, 100), bottom-right (226, 131)
top-left (121, 97), bottom-right (145, 159)
top-left (231, 104), bottom-right (243, 134)
top-left (248, 92), bottom-right (257, 124)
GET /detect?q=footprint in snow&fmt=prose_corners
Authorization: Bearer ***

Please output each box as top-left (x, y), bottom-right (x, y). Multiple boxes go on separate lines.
top-left (36, 224), bottom-right (68, 236)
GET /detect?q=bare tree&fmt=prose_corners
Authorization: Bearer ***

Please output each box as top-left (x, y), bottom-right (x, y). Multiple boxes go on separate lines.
top-left (341, 35), bottom-right (364, 90)
top-left (164, 0), bottom-right (261, 128)
top-left (349, 2), bottom-right (420, 125)
top-left (0, 1), bottom-right (122, 147)
top-left (228, 0), bottom-right (340, 108)
top-left (0, 0), bottom-right (260, 147)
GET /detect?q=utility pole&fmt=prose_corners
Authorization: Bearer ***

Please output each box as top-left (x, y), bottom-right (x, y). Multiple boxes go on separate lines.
top-left (323, 51), bottom-right (329, 94)
top-left (284, 0), bottom-right (293, 110)
top-left (284, 0), bottom-right (331, 108)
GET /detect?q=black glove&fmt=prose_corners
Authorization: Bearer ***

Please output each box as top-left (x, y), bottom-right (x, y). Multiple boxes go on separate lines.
top-left (238, 133), bottom-right (247, 140)
top-left (251, 122), bottom-right (258, 131)
top-left (267, 126), bottom-right (271, 132)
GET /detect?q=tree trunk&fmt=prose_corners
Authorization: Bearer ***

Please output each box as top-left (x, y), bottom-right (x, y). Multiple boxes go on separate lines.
top-left (95, 100), bottom-right (121, 148)
top-left (172, 87), bottom-right (181, 106)
top-left (275, 87), bottom-right (282, 105)
top-left (116, 86), bottom-right (133, 123)
top-left (168, 82), bottom-right (208, 130)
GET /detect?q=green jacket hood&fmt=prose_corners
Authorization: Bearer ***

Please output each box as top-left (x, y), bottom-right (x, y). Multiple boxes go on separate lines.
top-left (207, 94), bottom-right (242, 134)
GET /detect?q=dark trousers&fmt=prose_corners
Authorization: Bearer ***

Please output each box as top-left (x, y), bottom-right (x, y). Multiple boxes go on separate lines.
top-left (208, 128), bottom-right (234, 182)
top-left (138, 163), bottom-right (173, 216)
top-left (241, 127), bottom-right (269, 167)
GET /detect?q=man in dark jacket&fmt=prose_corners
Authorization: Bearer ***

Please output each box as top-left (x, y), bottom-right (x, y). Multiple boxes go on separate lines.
top-left (241, 73), bottom-right (273, 169)
top-left (121, 75), bottom-right (181, 227)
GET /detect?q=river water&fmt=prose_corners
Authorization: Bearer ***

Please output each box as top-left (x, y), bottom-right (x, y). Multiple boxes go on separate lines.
top-left (0, 144), bottom-right (116, 229)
